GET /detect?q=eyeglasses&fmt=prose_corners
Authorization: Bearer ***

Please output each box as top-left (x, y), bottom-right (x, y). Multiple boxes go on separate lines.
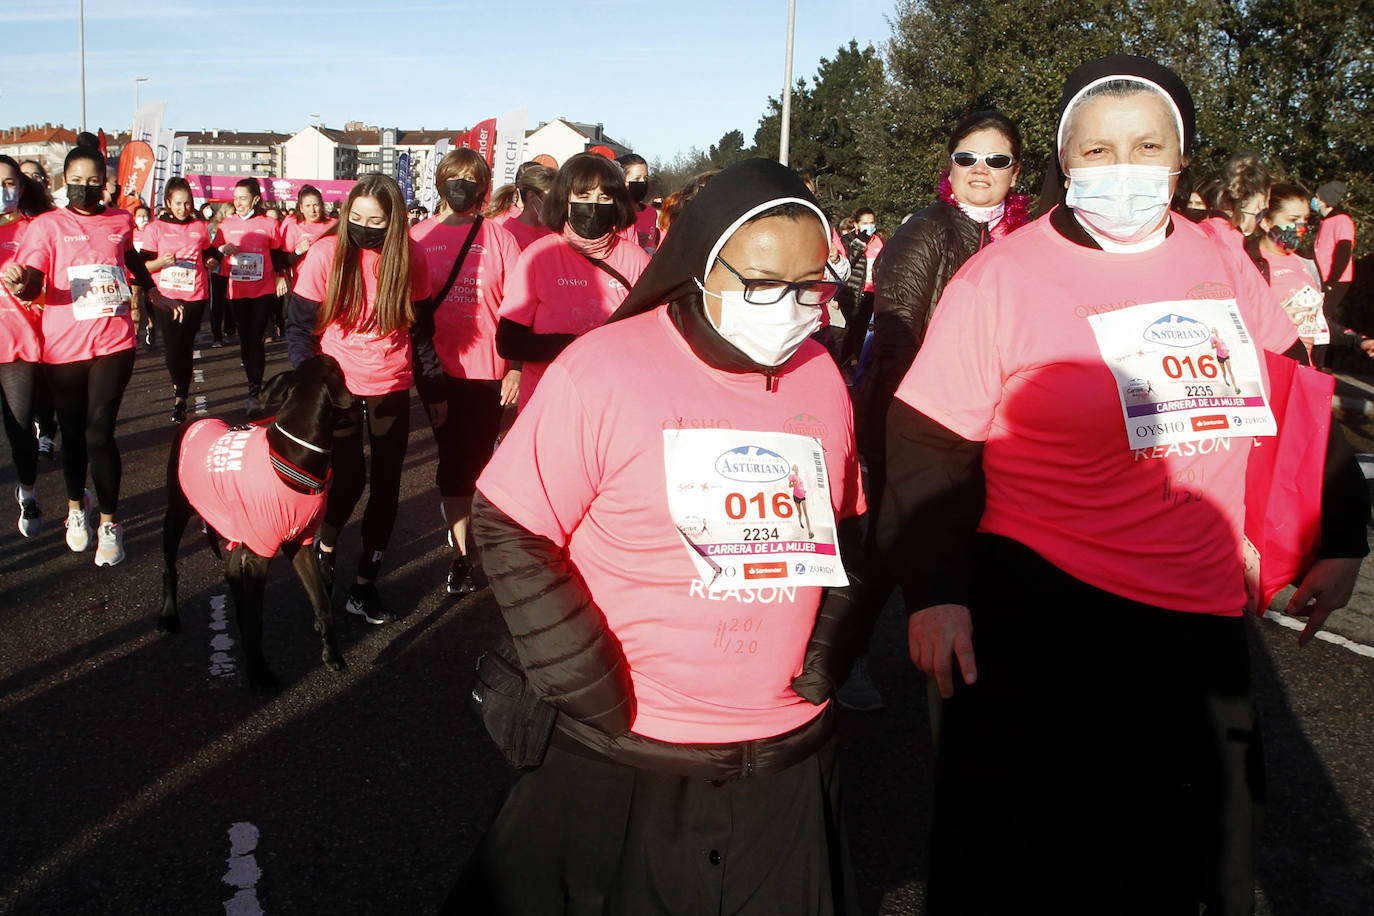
top-left (715, 256), bottom-right (842, 306)
top-left (951, 151), bottom-right (1016, 170)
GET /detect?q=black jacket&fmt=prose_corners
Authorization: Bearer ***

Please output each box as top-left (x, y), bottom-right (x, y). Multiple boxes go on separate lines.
top-left (855, 199), bottom-right (990, 457)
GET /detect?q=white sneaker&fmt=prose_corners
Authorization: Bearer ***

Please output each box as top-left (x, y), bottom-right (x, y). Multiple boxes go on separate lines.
top-left (440, 502), bottom-right (453, 548)
top-left (15, 486), bottom-right (42, 537)
top-left (94, 521), bottom-right (126, 567)
top-left (65, 490), bottom-right (95, 552)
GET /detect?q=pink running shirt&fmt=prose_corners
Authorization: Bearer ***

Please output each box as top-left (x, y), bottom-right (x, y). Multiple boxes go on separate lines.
top-left (141, 218), bottom-right (221, 301)
top-left (218, 213), bottom-right (283, 299)
top-left (179, 420), bottom-right (326, 558)
top-left (410, 218), bottom-right (521, 380)
top-left (15, 206), bottom-right (137, 364)
top-left (478, 307), bottom-right (865, 744)
top-left (498, 234), bottom-right (650, 408)
top-left (895, 213), bottom-right (1296, 614)
top-left (293, 233), bottom-right (432, 396)
top-left (1314, 211), bottom-right (1356, 284)
top-left (0, 218), bottom-right (41, 363)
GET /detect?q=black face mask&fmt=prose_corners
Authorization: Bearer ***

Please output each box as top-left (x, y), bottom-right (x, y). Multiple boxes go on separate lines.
top-left (347, 221), bottom-right (387, 250)
top-left (567, 201), bottom-right (619, 240)
top-left (627, 180), bottom-right (648, 204)
top-left (443, 178), bottom-right (480, 214)
top-left (1183, 206), bottom-right (1209, 223)
top-left (67, 183), bottom-right (101, 210)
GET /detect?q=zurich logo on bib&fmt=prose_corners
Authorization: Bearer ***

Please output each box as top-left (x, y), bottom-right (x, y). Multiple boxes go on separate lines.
top-left (1143, 314), bottom-right (1210, 348)
top-left (714, 446), bottom-right (790, 483)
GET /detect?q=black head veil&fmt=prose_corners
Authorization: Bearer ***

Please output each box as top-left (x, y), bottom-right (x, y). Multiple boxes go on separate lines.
top-left (1035, 55), bottom-right (1196, 215)
top-left (608, 158), bottom-right (829, 323)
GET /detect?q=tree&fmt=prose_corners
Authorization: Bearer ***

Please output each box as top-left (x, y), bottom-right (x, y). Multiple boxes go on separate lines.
top-left (752, 40), bottom-right (885, 220)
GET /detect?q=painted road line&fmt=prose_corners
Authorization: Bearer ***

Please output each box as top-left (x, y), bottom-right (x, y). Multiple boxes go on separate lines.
top-left (194, 369), bottom-right (206, 383)
top-left (222, 822), bottom-right (263, 916)
top-left (1263, 610), bottom-right (1374, 658)
top-left (195, 395), bottom-right (209, 416)
top-left (209, 594), bottom-right (236, 679)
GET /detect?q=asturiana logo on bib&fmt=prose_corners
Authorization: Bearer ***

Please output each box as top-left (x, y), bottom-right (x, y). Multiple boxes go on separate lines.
top-left (1143, 314), bottom-right (1209, 348)
top-left (715, 446), bottom-right (790, 483)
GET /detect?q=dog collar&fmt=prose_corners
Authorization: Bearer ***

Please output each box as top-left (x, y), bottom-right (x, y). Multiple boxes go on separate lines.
top-left (269, 452), bottom-right (329, 495)
top-left (273, 422), bottom-right (331, 454)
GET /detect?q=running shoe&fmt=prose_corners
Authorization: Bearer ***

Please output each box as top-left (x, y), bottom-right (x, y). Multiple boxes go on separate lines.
top-left (171, 400), bottom-right (187, 424)
top-left (315, 542), bottom-right (335, 596)
top-left (94, 521), bottom-right (126, 567)
top-left (346, 582), bottom-right (393, 625)
top-left (446, 555), bottom-right (472, 596)
top-left (37, 435), bottom-right (54, 459)
top-left (64, 490), bottom-right (95, 552)
top-left (15, 486), bottom-right (42, 537)
top-left (837, 656), bottom-right (886, 712)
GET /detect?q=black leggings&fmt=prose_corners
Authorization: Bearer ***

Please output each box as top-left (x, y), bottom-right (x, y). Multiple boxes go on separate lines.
top-left (150, 291), bottom-right (207, 398)
top-left (208, 273), bottom-right (234, 340)
top-left (230, 294), bottom-right (275, 398)
top-left (433, 376), bottom-right (503, 498)
top-left (44, 348), bottom-right (136, 515)
top-left (320, 389), bottom-right (411, 581)
top-left (0, 360), bottom-right (40, 487)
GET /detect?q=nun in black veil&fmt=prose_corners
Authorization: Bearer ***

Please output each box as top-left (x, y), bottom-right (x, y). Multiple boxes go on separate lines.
top-left (878, 55), bottom-right (1367, 915)
top-left (451, 158), bottom-right (873, 914)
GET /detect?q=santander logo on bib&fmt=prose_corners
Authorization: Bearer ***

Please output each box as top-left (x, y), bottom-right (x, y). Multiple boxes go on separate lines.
top-left (715, 446), bottom-right (790, 483)
top-left (1143, 314), bottom-right (1209, 348)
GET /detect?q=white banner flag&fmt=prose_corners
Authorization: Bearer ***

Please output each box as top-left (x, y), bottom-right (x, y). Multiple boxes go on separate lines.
top-left (418, 138), bottom-right (449, 216)
top-left (128, 101), bottom-right (166, 206)
top-left (150, 128), bottom-right (175, 207)
top-left (171, 135), bottom-right (188, 179)
top-left (494, 107), bottom-right (528, 190)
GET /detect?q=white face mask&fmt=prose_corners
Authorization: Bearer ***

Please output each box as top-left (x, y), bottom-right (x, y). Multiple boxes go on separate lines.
top-left (699, 281), bottom-right (822, 368)
top-left (1065, 164), bottom-right (1177, 244)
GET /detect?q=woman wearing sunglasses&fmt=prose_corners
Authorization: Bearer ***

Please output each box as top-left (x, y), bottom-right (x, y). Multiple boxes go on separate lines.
top-left (840, 111), bottom-right (1031, 711)
top-left (457, 158), bottom-right (867, 914)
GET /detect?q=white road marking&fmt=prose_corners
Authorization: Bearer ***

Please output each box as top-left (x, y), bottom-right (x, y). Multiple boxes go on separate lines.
top-left (222, 822), bottom-right (263, 915)
top-left (193, 349), bottom-right (202, 358)
top-left (1263, 610), bottom-right (1374, 658)
top-left (195, 395), bottom-right (209, 416)
top-left (194, 369), bottom-right (206, 383)
top-left (208, 594), bottom-right (236, 678)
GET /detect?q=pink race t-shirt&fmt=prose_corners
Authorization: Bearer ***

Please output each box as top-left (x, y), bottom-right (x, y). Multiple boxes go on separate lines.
top-left (502, 217), bottom-right (553, 252)
top-left (282, 218), bottom-right (336, 259)
top-left (1314, 211), bottom-right (1356, 284)
top-left (499, 234), bottom-right (650, 407)
top-left (179, 419), bottom-right (326, 558)
top-left (478, 306), bottom-right (865, 744)
top-left (0, 218), bottom-right (42, 363)
top-left (862, 234), bottom-right (884, 292)
top-left (1262, 249), bottom-right (1322, 308)
top-left (410, 218), bottom-right (521, 380)
top-left (15, 206), bottom-right (137, 365)
top-left (895, 213), bottom-right (1297, 615)
top-left (141, 218), bottom-right (221, 301)
top-left (218, 213), bottom-right (283, 299)
top-left (294, 233), bottom-right (432, 396)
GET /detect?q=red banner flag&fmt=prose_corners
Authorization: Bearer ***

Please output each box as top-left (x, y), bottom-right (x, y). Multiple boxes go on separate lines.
top-left (459, 118), bottom-right (498, 167)
top-left (116, 140), bottom-right (154, 211)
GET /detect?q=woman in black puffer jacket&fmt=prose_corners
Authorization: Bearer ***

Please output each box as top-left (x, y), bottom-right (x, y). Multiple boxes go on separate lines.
top-left (838, 111), bottom-right (1029, 711)
top-left (856, 110), bottom-right (1030, 462)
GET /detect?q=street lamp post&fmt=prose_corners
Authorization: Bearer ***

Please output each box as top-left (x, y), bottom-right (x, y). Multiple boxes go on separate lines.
top-left (780, 0), bottom-right (796, 166)
top-left (79, 0), bottom-right (87, 132)
top-left (135, 76), bottom-right (149, 110)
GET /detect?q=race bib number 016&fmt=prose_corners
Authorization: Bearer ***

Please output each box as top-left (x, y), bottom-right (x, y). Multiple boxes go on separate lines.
top-left (663, 428), bottom-right (847, 593)
top-left (160, 260), bottom-right (197, 293)
top-left (228, 252), bottom-right (264, 282)
top-left (1089, 299), bottom-right (1275, 449)
top-left (67, 264), bottom-right (131, 320)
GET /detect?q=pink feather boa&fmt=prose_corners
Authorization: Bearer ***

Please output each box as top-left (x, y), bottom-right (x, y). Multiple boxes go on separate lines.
top-left (938, 171), bottom-right (1031, 241)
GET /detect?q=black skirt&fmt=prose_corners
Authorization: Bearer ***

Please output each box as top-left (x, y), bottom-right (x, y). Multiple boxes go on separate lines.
top-left (445, 735), bottom-right (858, 915)
top-left (924, 534), bottom-right (1263, 916)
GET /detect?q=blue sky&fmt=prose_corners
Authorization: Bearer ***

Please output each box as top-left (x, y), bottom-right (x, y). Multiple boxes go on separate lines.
top-left (1, 0), bottom-right (899, 164)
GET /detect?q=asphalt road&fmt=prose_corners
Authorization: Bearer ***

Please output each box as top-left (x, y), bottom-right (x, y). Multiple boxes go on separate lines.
top-left (1, 338), bottom-right (1371, 915)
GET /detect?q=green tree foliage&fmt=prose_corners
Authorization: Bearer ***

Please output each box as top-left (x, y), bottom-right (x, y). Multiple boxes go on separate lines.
top-left (751, 40), bottom-right (885, 220)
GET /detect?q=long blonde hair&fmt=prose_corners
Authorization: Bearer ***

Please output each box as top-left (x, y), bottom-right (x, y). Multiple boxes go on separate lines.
top-left (317, 173), bottom-right (414, 336)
